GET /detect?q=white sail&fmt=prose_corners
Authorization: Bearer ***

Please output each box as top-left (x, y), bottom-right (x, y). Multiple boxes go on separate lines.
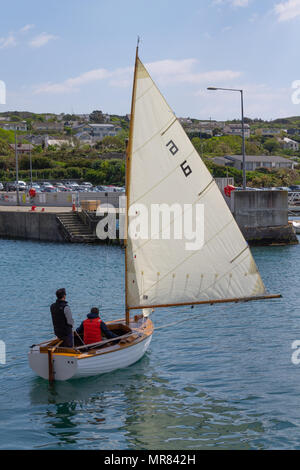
top-left (126, 58), bottom-right (266, 309)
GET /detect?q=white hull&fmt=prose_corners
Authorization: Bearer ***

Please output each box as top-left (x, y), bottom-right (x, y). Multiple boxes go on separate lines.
top-left (292, 221), bottom-right (300, 234)
top-left (28, 318), bottom-right (153, 381)
top-left (75, 335), bottom-right (152, 378)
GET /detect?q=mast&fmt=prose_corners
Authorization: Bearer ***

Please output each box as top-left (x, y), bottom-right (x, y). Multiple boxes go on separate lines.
top-left (125, 39), bottom-right (140, 325)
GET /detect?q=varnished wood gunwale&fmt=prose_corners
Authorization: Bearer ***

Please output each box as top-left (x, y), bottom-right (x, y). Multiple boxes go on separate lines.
top-left (38, 318), bottom-right (154, 360)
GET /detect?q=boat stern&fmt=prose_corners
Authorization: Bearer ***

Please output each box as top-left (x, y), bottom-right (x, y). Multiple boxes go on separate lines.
top-left (28, 346), bottom-right (78, 381)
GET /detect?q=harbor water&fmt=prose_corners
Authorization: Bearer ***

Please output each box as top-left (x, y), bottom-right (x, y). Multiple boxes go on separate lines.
top-left (0, 238), bottom-right (300, 450)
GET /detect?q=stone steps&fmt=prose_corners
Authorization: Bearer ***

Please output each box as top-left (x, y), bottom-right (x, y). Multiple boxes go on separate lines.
top-left (56, 212), bottom-right (98, 243)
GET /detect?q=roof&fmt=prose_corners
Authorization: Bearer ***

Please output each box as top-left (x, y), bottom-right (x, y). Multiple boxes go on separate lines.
top-left (222, 154), bottom-right (293, 163)
top-left (9, 143), bottom-right (34, 150)
top-left (89, 124), bottom-right (114, 128)
top-left (227, 123), bottom-right (250, 129)
top-left (47, 139), bottom-right (70, 146)
top-left (231, 155), bottom-right (291, 163)
top-left (283, 137), bottom-right (298, 144)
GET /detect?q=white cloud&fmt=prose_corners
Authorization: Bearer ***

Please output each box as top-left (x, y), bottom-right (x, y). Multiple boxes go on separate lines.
top-left (147, 59), bottom-right (241, 86)
top-left (29, 32), bottom-right (58, 48)
top-left (0, 34), bottom-right (17, 50)
top-left (33, 59), bottom-right (242, 95)
top-left (34, 68), bottom-right (112, 94)
top-left (213, 0), bottom-right (250, 7)
top-left (195, 83), bottom-right (293, 120)
top-left (0, 25), bottom-right (35, 50)
top-left (20, 24), bottom-right (35, 33)
top-left (274, 0), bottom-right (300, 21)
top-left (231, 0), bottom-right (249, 6)
top-left (222, 26), bottom-right (233, 32)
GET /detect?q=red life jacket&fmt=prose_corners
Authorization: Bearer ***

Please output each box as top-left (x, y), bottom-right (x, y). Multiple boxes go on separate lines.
top-left (83, 318), bottom-right (102, 345)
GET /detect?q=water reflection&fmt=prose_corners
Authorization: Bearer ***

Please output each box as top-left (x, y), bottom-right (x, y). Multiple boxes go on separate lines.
top-left (1, 239), bottom-right (299, 449)
top-left (121, 374), bottom-right (265, 450)
top-left (29, 355), bottom-right (264, 450)
top-left (29, 355), bottom-right (152, 406)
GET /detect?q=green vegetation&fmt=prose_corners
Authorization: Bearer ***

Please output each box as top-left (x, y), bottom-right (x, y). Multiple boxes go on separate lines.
top-left (0, 111), bottom-right (300, 188)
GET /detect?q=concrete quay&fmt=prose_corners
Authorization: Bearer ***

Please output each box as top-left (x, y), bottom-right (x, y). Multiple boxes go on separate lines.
top-left (0, 190), bottom-right (298, 246)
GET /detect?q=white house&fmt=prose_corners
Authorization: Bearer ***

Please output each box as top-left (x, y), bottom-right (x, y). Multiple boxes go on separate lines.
top-left (283, 137), bottom-right (299, 152)
top-left (213, 154), bottom-right (295, 171)
top-left (74, 123), bottom-right (122, 142)
top-left (0, 121), bottom-right (27, 131)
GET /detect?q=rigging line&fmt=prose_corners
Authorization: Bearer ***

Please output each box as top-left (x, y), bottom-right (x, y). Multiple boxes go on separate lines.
top-left (135, 241), bottom-right (258, 308)
top-left (198, 179), bottom-right (214, 197)
top-left (154, 310), bottom-right (207, 331)
top-left (135, 82), bottom-right (154, 103)
top-left (161, 118), bottom-right (177, 136)
top-left (230, 246), bottom-right (249, 264)
top-left (138, 217), bottom-right (235, 298)
top-left (132, 115), bottom-right (177, 157)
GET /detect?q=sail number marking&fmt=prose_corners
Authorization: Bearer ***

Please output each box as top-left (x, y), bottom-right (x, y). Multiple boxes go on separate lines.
top-left (166, 140), bottom-right (192, 177)
top-left (180, 161), bottom-right (192, 177)
top-left (166, 140), bottom-right (179, 155)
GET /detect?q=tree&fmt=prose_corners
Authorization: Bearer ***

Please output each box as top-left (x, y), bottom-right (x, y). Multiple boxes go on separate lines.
top-left (264, 138), bottom-right (280, 154)
top-left (90, 110), bottom-right (105, 123)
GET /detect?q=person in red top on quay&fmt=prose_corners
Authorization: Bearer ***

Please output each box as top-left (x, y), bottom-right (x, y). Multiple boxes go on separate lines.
top-left (76, 307), bottom-right (118, 345)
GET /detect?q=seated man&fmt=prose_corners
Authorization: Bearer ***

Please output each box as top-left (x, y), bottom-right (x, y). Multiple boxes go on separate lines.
top-left (76, 307), bottom-right (118, 345)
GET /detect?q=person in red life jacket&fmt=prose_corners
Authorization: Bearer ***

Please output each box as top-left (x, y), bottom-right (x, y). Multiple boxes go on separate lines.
top-left (76, 307), bottom-right (118, 345)
top-left (50, 288), bottom-right (74, 348)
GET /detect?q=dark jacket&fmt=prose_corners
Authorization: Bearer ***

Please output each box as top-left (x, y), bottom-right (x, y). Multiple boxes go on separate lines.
top-left (50, 300), bottom-right (73, 339)
top-left (76, 312), bottom-right (118, 340)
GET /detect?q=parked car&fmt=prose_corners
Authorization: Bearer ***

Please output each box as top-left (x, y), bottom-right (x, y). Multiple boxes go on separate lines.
top-left (43, 186), bottom-right (57, 192)
top-left (16, 181), bottom-right (27, 191)
top-left (289, 185), bottom-right (300, 191)
top-left (4, 182), bottom-right (16, 191)
top-left (65, 182), bottom-right (80, 191)
top-left (0, 182), bottom-right (4, 191)
top-left (55, 183), bottom-right (68, 192)
top-left (77, 185), bottom-right (90, 192)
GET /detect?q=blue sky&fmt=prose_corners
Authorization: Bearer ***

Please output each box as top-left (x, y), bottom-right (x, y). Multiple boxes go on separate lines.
top-left (1, 0), bottom-right (300, 120)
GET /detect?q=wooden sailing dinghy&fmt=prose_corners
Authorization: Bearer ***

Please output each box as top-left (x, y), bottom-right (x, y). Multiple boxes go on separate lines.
top-left (28, 45), bottom-right (280, 381)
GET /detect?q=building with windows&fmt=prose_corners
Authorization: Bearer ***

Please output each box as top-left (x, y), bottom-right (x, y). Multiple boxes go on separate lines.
top-left (74, 123), bottom-right (122, 142)
top-left (255, 128), bottom-right (284, 137)
top-left (32, 122), bottom-right (64, 132)
top-left (223, 123), bottom-right (251, 138)
top-left (9, 143), bottom-right (34, 155)
top-left (213, 154), bottom-right (295, 171)
top-left (283, 137), bottom-right (299, 152)
top-left (0, 121), bottom-right (27, 131)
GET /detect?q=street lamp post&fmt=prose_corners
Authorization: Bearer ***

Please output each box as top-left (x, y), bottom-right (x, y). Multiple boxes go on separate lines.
top-left (207, 87), bottom-right (246, 190)
top-left (14, 127), bottom-right (20, 206)
top-left (29, 134), bottom-right (33, 187)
